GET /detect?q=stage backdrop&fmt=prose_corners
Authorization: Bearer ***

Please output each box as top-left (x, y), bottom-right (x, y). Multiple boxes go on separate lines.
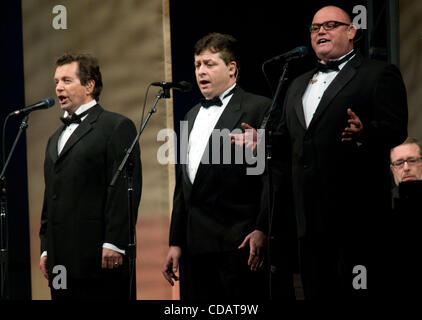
top-left (22, 0), bottom-right (176, 300)
top-left (400, 0), bottom-right (422, 140)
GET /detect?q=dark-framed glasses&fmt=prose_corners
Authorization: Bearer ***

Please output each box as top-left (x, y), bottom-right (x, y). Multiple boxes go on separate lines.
top-left (391, 157), bottom-right (422, 169)
top-left (310, 21), bottom-right (351, 33)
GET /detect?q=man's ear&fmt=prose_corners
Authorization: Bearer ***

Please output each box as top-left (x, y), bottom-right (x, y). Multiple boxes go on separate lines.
top-left (85, 80), bottom-right (95, 95)
top-left (228, 61), bottom-right (237, 78)
top-left (348, 24), bottom-right (358, 41)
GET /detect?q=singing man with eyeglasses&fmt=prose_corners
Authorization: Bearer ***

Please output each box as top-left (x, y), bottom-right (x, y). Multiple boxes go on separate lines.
top-left (252, 5), bottom-right (409, 299)
top-left (231, 5), bottom-right (408, 298)
top-left (283, 5), bottom-right (409, 298)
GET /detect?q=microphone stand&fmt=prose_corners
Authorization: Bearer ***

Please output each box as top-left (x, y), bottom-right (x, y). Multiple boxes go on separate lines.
top-left (260, 61), bottom-right (290, 300)
top-left (0, 114), bottom-right (29, 300)
top-left (109, 87), bottom-right (169, 300)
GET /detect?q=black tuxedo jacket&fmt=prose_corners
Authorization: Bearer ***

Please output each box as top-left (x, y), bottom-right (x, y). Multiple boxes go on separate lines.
top-left (39, 104), bottom-right (142, 279)
top-left (278, 52), bottom-right (408, 240)
top-left (169, 87), bottom-right (271, 254)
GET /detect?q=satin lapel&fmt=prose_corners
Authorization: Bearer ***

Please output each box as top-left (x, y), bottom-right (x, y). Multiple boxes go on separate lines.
top-left (56, 105), bottom-right (102, 161)
top-left (49, 127), bottom-right (64, 163)
top-left (212, 89), bottom-right (242, 132)
top-left (186, 105), bottom-right (201, 136)
top-left (293, 70), bottom-right (315, 129)
top-left (308, 54), bottom-right (361, 130)
top-left (193, 89), bottom-right (243, 189)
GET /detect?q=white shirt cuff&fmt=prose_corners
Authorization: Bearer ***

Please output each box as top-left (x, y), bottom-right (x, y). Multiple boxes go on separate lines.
top-left (103, 243), bottom-right (125, 255)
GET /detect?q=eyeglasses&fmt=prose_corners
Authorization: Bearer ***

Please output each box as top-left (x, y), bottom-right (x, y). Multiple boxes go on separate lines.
top-left (310, 21), bottom-right (351, 33)
top-left (391, 157), bottom-right (422, 169)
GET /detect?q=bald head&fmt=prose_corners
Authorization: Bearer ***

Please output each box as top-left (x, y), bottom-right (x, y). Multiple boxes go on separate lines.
top-left (314, 6), bottom-right (352, 24)
top-left (311, 6), bottom-right (356, 62)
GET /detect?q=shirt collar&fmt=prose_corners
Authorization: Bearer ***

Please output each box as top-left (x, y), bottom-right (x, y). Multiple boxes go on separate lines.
top-left (63, 99), bottom-right (97, 118)
top-left (219, 83), bottom-right (237, 102)
top-left (316, 50), bottom-right (355, 73)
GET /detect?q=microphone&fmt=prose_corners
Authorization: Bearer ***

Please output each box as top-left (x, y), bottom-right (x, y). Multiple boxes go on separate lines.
top-left (264, 46), bottom-right (308, 64)
top-left (10, 98), bottom-right (55, 116)
top-left (151, 81), bottom-right (192, 92)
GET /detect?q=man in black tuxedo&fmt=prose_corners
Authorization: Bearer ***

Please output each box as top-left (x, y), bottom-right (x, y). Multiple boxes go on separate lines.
top-left (161, 33), bottom-right (272, 300)
top-left (234, 6), bottom-right (408, 298)
top-left (39, 53), bottom-right (142, 300)
top-left (279, 6), bottom-right (407, 298)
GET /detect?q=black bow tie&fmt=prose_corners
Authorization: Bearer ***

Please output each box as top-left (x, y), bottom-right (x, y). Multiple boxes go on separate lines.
top-left (316, 61), bottom-right (341, 73)
top-left (60, 110), bottom-right (90, 126)
top-left (200, 96), bottom-right (223, 108)
top-left (199, 86), bottom-right (237, 108)
top-left (316, 50), bottom-right (355, 73)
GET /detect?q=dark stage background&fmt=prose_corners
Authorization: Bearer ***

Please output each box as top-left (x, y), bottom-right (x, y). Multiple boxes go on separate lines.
top-left (1, 1), bottom-right (32, 300)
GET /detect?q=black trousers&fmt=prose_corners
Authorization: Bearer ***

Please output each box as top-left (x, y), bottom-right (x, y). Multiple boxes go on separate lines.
top-left (181, 250), bottom-right (269, 302)
top-left (50, 266), bottom-right (133, 300)
top-left (298, 233), bottom-right (372, 299)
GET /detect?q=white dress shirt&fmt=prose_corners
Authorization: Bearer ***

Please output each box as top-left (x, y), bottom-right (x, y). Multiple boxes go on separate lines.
top-left (302, 50), bottom-right (355, 128)
top-left (41, 99), bottom-right (124, 258)
top-left (57, 99), bottom-right (97, 154)
top-left (187, 84), bottom-right (236, 184)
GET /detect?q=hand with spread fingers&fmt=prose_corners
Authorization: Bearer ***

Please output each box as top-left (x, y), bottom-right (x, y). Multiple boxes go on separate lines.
top-left (102, 248), bottom-right (123, 269)
top-left (341, 108), bottom-right (363, 142)
top-left (238, 229), bottom-right (267, 271)
top-left (230, 123), bottom-right (258, 151)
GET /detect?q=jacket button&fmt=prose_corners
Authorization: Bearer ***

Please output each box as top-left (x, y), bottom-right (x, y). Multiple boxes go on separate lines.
top-left (52, 194), bottom-right (57, 200)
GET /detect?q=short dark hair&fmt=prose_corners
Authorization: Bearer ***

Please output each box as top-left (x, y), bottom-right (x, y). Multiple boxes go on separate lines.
top-left (194, 32), bottom-right (240, 79)
top-left (56, 53), bottom-right (103, 101)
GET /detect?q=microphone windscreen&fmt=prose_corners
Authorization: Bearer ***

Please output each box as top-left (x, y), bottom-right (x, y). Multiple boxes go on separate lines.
top-left (179, 81), bottom-right (192, 92)
top-left (297, 46), bottom-right (308, 58)
top-left (43, 98), bottom-right (55, 107)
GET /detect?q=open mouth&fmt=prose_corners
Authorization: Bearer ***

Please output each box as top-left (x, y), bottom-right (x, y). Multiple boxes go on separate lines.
top-left (199, 80), bottom-right (210, 86)
top-left (58, 95), bottom-right (68, 104)
top-left (317, 38), bottom-right (330, 45)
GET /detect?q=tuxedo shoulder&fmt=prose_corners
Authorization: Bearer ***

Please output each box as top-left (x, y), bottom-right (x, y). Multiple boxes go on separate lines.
top-left (96, 108), bottom-right (137, 131)
top-left (359, 57), bottom-right (401, 74)
top-left (241, 89), bottom-right (272, 104)
top-left (99, 108), bottom-right (134, 123)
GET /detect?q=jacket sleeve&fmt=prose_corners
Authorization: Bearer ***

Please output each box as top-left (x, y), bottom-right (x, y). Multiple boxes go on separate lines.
top-left (103, 117), bottom-right (142, 250)
top-left (359, 64), bottom-right (408, 148)
top-left (39, 189), bottom-right (48, 254)
top-left (169, 168), bottom-right (187, 247)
